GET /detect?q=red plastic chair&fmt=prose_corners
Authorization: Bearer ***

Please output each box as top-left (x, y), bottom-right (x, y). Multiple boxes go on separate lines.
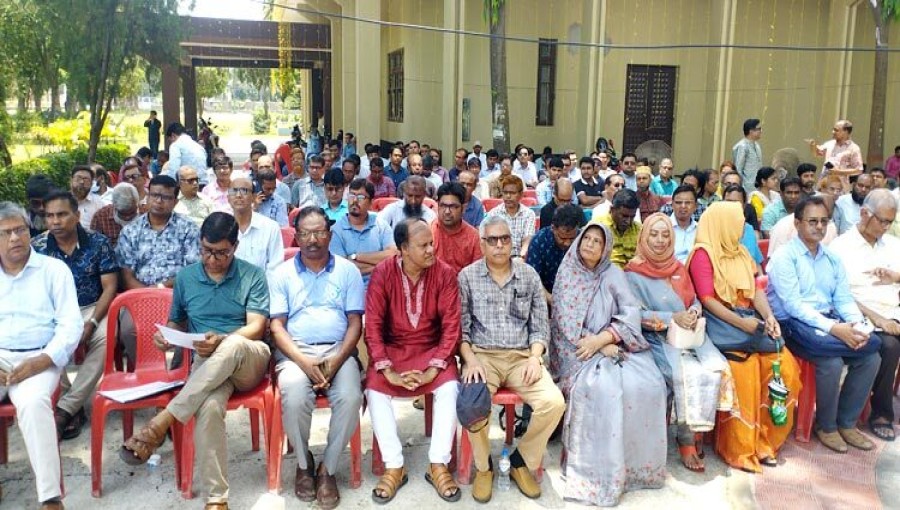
top-left (268, 388), bottom-right (363, 493)
top-left (523, 190), bottom-right (537, 200)
top-left (283, 247), bottom-right (300, 261)
top-left (288, 207), bottom-right (301, 228)
top-left (280, 226), bottom-right (297, 248)
top-left (0, 388), bottom-right (65, 495)
top-left (372, 197), bottom-right (399, 212)
top-left (180, 375), bottom-right (274, 498)
top-left (457, 388), bottom-right (543, 485)
top-left (794, 357), bottom-right (817, 442)
top-left (482, 198), bottom-right (503, 212)
top-left (520, 197), bottom-right (537, 207)
top-left (91, 288), bottom-right (191, 497)
top-left (371, 393), bottom-right (456, 475)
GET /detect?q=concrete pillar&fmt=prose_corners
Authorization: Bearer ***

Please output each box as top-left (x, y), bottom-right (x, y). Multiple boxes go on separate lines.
top-left (161, 64), bottom-right (180, 148)
top-left (441, 0), bottom-right (463, 154)
top-left (711, 0), bottom-right (737, 166)
top-left (353, 0), bottom-right (381, 145)
top-left (578, 0), bottom-right (605, 154)
top-left (180, 66), bottom-right (198, 136)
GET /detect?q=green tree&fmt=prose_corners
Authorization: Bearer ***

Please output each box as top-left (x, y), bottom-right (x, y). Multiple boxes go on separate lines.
top-left (236, 68), bottom-right (272, 117)
top-left (484, 0), bottom-right (510, 154)
top-left (47, 0), bottom-right (183, 162)
top-left (195, 68), bottom-right (230, 117)
top-left (0, 67), bottom-right (13, 166)
top-left (866, 1), bottom-right (900, 166)
top-left (0, 1), bottom-right (62, 115)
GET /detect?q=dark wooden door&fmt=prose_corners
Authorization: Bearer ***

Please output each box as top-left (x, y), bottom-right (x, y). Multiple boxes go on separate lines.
top-left (622, 65), bottom-right (677, 153)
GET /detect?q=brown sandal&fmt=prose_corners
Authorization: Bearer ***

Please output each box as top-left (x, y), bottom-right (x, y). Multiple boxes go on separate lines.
top-left (425, 463), bottom-right (461, 502)
top-left (119, 419), bottom-right (168, 465)
top-left (372, 466), bottom-right (408, 504)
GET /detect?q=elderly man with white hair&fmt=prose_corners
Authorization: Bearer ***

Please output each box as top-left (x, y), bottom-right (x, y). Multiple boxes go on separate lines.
top-left (90, 182), bottom-right (142, 247)
top-left (829, 189), bottom-right (900, 442)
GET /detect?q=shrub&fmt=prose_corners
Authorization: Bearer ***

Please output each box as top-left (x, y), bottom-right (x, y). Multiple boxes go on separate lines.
top-left (252, 110), bottom-right (271, 135)
top-left (0, 144), bottom-right (131, 204)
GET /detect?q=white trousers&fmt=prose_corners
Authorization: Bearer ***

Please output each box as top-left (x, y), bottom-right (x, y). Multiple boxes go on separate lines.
top-left (365, 380), bottom-right (458, 469)
top-left (0, 349), bottom-right (63, 502)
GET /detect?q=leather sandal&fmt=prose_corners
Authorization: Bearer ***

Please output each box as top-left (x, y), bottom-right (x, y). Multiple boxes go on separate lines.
top-left (316, 463), bottom-right (340, 510)
top-left (678, 444), bottom-right (705, 473)
top-left (119, 419), bottom-right (168, 465)
top-left (372, 466), bottom-right (408, 504)
top-left (425, 463), bottom-right (461, 502)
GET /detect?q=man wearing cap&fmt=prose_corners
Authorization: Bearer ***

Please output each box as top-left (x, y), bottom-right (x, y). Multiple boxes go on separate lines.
top-left (635, 165), bottom-right (663, 221)
top-left (458, 215), bottom-right (565, 502)
top-left (733, 118), bottom-right (763, 195)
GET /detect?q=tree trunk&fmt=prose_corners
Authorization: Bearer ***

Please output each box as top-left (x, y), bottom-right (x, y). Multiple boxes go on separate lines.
top-left (489, 4), bottom-right (510, 154)
top-left (867, 6), bottom-right (889, 167)
top-left (33, 91), bottom-right (42, 113)
top-left (17, 94), bottom-right (26, 114)
top-left (50, 80), bottom-right (61, 118)
top-left (0, 134), bottom-right (11, 167)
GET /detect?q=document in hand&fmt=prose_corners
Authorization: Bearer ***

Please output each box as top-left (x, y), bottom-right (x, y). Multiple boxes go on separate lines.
top-left (155, 324), bottom-right (205, 350)
top-left (98, 380), bottom-right (185, 403)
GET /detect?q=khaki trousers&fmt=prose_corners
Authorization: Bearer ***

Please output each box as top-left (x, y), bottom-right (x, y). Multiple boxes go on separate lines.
top-left (58, 304), bottom-right (106, 415)
top-left (469, 346), bottom-right (565, 472)
top-left (166, 335), bottom-right (271, 504)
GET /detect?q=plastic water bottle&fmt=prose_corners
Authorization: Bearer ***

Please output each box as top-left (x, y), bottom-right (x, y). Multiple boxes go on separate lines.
top-left (498, 447), bottom-right (511, 491)
top-left (147, 453), bottom-right (161, 472)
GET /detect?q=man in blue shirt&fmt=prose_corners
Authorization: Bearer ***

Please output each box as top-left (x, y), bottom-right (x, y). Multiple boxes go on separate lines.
top-left (457, 169), bottom-right (485, 227)
top-left (526, 204), bottom-right (582, 301)
top-left (33, 191), bottom-right (119, 441)
top-left (271, 206), bottom-right (365, 507)
top-left (255, 171), bottom-right (289, 227)
top-left (323, 168), bottom-right (349, 222)
top-left (767, 195), bottom-right (881, 453)
top-left (386, 145), bottom-right (409, 190)
top-left (833, 173), bottom-right (872, 235)
top-left (670, 185), bottom-right (698, 263)
top-left (761, 177), bottom-right (802, 235)
top-left (329, 178), bottom-right (397, 288)
top-left (120, 212), bottom-right (271, 508)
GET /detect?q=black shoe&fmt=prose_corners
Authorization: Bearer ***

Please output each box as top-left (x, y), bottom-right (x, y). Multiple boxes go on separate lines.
top-left (60, 409), bottom-right (85, 441)
top-left (53, 408), bottom-right (72, 439)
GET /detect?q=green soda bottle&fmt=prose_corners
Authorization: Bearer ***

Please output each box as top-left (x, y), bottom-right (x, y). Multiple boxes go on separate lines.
top-left (768, 359), bottom-right (789, 426)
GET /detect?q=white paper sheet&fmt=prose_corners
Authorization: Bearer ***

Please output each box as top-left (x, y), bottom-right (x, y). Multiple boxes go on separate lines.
top-left (155, 324), bottom-right (204, 350)
top-left (98, 380), bottom-right (185, 403)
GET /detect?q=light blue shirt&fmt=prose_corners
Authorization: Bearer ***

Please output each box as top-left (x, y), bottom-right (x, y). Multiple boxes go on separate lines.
top-left (760, 200), bottom-right (787, 232)
top-left (623, 173), bottom-right (637, 192)
top-left (324, 201), bottom-right (349, 222)
top-left (165, 134), bottom-right (209, 185)
top-left (269, 254), bottom-right (365, 346)
top-left (767, 236), bottom-right (863, 332)
top-left (0, 251), bottom-right (82, 368)
top-left (258, 193), bottom-right (289, 227)
top-left (833, 194), bottom-right (861, 235)
top-left (650, 176), bottom-right (677, 196)
top-left (329, 214), bottom-right (395, 287)
top-left (671, 215), bottom-right (698, 263)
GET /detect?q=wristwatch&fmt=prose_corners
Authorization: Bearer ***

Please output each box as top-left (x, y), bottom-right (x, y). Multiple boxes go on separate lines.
top-left (349, 253), bottom-right (358, 261)
top-left (89, 318), bottom-right (99, 328)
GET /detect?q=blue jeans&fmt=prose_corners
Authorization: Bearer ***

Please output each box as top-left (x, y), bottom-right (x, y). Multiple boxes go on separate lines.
top-left (780, 318), bottom-right (881, 432)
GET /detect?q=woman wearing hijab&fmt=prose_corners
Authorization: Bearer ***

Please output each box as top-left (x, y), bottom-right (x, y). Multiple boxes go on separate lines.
top-left (625, 214), bottom-right (735, 473)
top-left (550, 223), bottom-right (667, 507)
top-left (686, 202), bottom-right (801, 473)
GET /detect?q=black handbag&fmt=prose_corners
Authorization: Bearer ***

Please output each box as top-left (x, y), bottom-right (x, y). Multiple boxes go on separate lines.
top-left (704, 307), bottom-right (779, 359)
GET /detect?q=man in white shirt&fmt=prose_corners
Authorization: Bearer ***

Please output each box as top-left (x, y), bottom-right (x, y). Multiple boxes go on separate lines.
top-left (71, 165), bottom-right (105, 230)
top-left (229, 177), bottom-right (284, 275)
top-left (378, 176), bottom-right (437, 229)
top-left (828, 189), bottom-right (900, 441)
top-left (834, 174), bottom-right (872, 235)
top-left (472, 141), bottom-right (488, 170)
top-left (0, 201), bottom-right (82, 509)
top-left (164, 122), bottom-right (210, 186)
top-left (513, 147), bottom-right (538, 188)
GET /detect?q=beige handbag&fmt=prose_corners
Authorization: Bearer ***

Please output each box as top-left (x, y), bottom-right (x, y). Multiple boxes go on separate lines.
top-left (666, 317), bottom-right (706, 349)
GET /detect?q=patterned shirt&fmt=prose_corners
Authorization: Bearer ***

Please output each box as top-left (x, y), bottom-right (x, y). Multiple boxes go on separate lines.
top-left (637, 189), bottom-right (663, 221)
top-left (459, 259), bottom-right (550, 350)
top-left (173, 194), bottom-right (215, 227)
top-left (201, 181), bottom-right (233, 212)
top-left (292, 179), bottom-right (326, 208)
top-left (258, 193), bottom-right (289, 226)
top-left (32, 226), bottom-right (119, 306)
top-left (368, 176), bottom-right (396, 199)
top-left (818, 139), bottom-right (864, 177)
top-left (116, 212), bottom-right (201, 286)
top-left (660, 200), bottom-right (707, 223)
top-left (484, 203), bottom-right (536, 255)
top-left (525, 227), bottom-right (567, 293)
top-left (732, 137), bottom-right (763, 194)
top-left (90, 204), bottom-right (126, 247)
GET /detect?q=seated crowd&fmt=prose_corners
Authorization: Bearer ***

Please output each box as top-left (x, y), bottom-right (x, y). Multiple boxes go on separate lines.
top-left (3, 121), bottom-right (900, 510)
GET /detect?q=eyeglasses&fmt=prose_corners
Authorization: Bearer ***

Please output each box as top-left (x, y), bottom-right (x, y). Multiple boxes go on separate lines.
top-left (348, 194), bottom-right (370, 202)
top-left (148, 192), bottom-right (175, 202)
top-left (438, 203), bottom-right (461, 210)
top-left (228, 188), bottom-right (253, 196)
top-left (123, 173), bottom-right (142, 182)
top-left (180, 178), bottom-right (199, 184)
top-left (200, 246), bottom-right (234, 260)
top-left (0, 226), bottom-right (28, 240)
top-left (867, 212), bottom-right (894, 228)
top-left (297, 230), bottom-right (329, 241)
top-left (481, 235), bottom-right (512, 246)
top-left (518, 152), bottom-right (528, 157)
top-left (801, 218), bottom-right (829, 227)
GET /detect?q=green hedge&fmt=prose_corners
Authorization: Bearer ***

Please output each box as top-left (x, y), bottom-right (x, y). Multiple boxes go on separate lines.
top-left (0, 144), bottom-right (131, 204)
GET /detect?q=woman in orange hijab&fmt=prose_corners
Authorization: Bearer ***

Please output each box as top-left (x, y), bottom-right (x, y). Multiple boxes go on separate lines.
top-left (687, 202), bottom-right (801, 473)
top-left (626, 213), bottom-right (734, 473)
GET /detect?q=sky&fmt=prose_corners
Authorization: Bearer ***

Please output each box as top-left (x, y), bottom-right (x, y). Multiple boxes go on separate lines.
top-left (179, 0), bottom-right (266, 20)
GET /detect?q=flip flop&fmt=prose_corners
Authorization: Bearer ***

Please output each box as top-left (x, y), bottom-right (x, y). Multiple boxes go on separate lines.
top-left (870, 421), bottom-right (896, 442)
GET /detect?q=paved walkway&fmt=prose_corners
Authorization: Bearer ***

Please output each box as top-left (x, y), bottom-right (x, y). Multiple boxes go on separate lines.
top-left (0, 394), bottom-right (897, 508)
